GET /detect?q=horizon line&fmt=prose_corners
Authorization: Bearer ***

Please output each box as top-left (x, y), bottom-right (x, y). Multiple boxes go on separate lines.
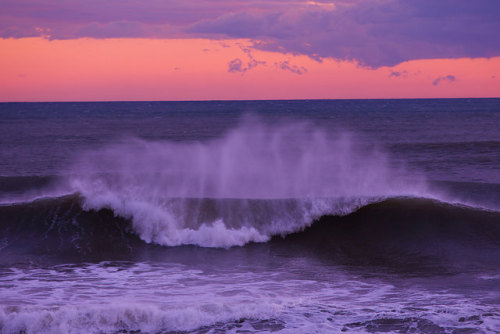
top-left (2, 96), bottom-right (500, 104)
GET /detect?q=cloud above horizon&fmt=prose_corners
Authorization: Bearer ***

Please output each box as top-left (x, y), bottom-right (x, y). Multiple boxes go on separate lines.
top-left (275, 61), bottom-right (308, 75)
top-left (1, 0), bottom-right (499, 67)
top-left (433, 75), bottom-right (456, 86)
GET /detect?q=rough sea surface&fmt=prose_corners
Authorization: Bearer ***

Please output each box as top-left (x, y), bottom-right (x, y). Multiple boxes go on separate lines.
top-left (0, 99), bottom-right (499, 333)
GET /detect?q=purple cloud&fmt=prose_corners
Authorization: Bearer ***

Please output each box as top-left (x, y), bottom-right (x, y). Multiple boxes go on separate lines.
top-left (432, 75), bottom-right (456, 86)
top-left (190, 0), bottom-right (500, 67)
top-left (228, 58), bottom-right (245, 73)
top-left (228, 54), bottom-right (266, 74)
top-left (1, 0), bottom-right (499, 67)
top-left (275, 61), bottom-right (307, 75)
top-left (389, 70), bottom-right (409, 78)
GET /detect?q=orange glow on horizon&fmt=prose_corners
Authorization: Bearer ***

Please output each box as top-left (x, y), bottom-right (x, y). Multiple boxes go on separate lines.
top-left (1, 37), bottom-right (499, 102)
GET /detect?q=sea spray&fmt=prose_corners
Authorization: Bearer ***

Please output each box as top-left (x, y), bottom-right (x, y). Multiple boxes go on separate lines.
top-left (68, 119), bottom-right (429, 247)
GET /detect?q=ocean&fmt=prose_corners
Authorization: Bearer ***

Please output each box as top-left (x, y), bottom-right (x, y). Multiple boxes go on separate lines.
top-left (0, 99), bottom-right (499, 333)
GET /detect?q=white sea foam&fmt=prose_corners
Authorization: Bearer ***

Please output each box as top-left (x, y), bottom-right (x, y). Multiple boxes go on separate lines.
top-left (1, 262), bottom-right (498, 334)
top-left (0, 302), bottom-right (286, 334)
top-left (68, 119), bottom-right (430, 247)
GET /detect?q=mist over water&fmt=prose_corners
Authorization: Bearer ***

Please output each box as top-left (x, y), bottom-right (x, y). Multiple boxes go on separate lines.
top-left (67, 118), bottom-right (429, 247)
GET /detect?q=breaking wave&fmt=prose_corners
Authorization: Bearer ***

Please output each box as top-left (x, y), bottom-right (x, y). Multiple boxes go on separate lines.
top-left (61, 119), bottom-right (430, 248)
top-left (1, 195), bottom-right (500, 267)
top-left (1, 119), bottom-right (498, 263)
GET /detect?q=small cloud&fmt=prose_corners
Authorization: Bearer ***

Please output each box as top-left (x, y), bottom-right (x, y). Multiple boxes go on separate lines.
top-left (309, 54), bottom-right (323, 63)
top-left (202, 48), bottom-right (210, 52)
top-left (240, 47), bottom-right (252, 54)
top-left (389, 70), bottom-right (408, 78)
top-left (228, 52), bottom-right (266, 74)
top-left (492, 75), bottom-right (497, 79)
top-left (248, 58), bottom-right (266, 70)
top-left (433, 75), bottom-right (456, 86)
top-left (174, 67), bottom-right (181, 71)
top-left (228, 58), bottom-right (245, 73)
top-left (275, 61), bottom-right (308, 75)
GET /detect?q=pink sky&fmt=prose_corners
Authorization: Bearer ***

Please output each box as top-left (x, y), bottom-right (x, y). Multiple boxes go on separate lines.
top-left (1, 1), bottom-right (499, 101)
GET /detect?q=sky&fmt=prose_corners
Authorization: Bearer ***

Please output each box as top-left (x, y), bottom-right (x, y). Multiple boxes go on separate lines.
top-left (1, 0), bottom-right (499, 101)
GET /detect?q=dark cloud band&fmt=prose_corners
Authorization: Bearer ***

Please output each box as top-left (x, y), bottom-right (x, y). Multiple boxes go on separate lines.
top-left (1, 0), bottom-right (499, 67)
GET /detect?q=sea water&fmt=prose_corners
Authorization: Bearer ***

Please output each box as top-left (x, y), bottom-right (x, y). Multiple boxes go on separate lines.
top-left (0, 99), bottom-right (499, 333)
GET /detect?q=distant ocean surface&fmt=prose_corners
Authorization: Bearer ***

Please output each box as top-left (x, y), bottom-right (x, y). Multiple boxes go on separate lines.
top-left (0, 99), bottom-right (499, 333)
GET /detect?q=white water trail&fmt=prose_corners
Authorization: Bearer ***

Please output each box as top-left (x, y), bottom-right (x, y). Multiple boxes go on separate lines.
top-left (68, 119), bottom-right (430, 247)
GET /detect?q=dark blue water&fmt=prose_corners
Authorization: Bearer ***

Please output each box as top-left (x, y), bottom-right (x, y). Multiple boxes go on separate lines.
top-left (0, 99), bottom-right (499, 333)
top-left (1, 99), bottom-right (499, 182)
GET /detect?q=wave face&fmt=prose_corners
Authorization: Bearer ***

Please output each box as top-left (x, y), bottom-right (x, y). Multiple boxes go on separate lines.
top-left (1, 195), bottom-right (499, 269)
top-left (276, 198), bottom-right (500, 268)
top-left (65, 119), bottom-right (429, 248)
top-left (0, 195), bottom-right (142, 263)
